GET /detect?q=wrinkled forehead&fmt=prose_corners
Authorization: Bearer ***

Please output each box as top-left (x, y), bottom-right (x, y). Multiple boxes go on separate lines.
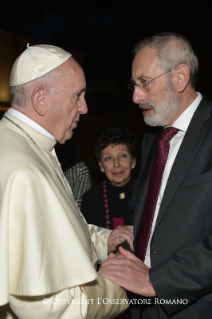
top-left (58, 58), bottom-right (86, 85)
top-left (132, 46), bottom-right (159, 79)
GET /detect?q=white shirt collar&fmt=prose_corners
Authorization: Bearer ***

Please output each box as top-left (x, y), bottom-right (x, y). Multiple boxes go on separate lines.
top-left (172, 92), bottom-right (202, 132)
top-left (7, 108), bottom-right (55, 140)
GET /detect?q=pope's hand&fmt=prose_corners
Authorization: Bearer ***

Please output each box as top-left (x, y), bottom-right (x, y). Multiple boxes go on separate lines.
top-left (99, 246), bottom-right (156, 297)
top-left (107, 225), bottom-right (134, 253)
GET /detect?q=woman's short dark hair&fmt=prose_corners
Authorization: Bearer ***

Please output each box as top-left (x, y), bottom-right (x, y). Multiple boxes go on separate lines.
top-left (91, 127), bottom-right (139, 161)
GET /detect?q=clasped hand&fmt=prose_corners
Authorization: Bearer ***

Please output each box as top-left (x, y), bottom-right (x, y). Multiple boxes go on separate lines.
top-left (99, 246), bottom-right (156, 297)
top-left (107, 225), bottom-right (134, 253)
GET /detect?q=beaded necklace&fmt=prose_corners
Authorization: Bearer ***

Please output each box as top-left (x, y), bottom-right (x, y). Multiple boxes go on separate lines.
top-left (103, 179), bottom-right (136, 229)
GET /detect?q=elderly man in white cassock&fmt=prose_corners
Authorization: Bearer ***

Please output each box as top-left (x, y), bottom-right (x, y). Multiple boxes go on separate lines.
top-left (0, 45), bottom-right (132, 319)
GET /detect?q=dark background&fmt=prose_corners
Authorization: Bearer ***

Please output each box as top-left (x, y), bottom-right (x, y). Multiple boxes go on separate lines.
top-left (1, 0), bottom-right (212, 184)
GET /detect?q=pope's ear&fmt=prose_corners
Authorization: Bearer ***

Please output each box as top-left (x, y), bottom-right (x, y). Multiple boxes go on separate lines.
top-left (31, 88), bottom-right (47, 116)
top-left (173, 64), bottom-right (190, 93)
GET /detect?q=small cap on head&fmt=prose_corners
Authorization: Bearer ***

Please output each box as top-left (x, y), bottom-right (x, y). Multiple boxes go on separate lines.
top-left (10, 44), bottom-right (72, 86)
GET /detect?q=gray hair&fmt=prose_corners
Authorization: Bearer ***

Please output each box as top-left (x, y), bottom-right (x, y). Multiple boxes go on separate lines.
top-left (10, 83), bottom-right (30, 106)
top-left (133, 33), bottom-right (198, 87)
top-left (10, 67), bottom-right (64, 106)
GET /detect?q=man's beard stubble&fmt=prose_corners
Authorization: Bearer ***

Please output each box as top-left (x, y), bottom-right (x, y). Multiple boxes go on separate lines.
top-left (139, 81), bottom-right (181, 127)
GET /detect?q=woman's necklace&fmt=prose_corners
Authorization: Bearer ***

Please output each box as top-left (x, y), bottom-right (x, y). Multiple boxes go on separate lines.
top-left (103, 179), bottom-right (136, 229)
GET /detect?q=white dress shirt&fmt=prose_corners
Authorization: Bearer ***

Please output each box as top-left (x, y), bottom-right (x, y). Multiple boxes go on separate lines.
top-left (144, 92), bottom-right (202, 267)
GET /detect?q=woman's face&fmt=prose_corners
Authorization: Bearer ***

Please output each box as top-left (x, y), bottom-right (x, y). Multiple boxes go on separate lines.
top-left (99, 144), bottom-right (136, 187)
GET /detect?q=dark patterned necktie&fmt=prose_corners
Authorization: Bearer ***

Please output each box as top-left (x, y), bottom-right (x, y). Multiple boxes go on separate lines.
top-left (137, 127), bottom-right (179, 261)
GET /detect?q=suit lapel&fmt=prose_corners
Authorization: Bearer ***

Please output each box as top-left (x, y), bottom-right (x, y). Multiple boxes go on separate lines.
top-left (154, 97), bottom-right (211, 231)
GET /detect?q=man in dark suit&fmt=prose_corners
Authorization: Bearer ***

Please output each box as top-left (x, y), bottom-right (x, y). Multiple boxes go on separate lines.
top-left (99, 33), bottom-right (212, 318)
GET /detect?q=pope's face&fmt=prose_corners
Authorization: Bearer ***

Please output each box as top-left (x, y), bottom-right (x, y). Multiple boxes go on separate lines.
top-left (132, 46), bottom-right (180, 127)
top-left (48, 58), bottom-right (87, 143)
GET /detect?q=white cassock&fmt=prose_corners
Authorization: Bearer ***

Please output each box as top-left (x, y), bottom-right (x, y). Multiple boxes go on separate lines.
top-left (0, 113), bottom-right (128, 319)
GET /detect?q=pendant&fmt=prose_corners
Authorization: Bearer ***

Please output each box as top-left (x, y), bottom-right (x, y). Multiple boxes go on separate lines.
top-left (119, 192), bottom-right (125, 200)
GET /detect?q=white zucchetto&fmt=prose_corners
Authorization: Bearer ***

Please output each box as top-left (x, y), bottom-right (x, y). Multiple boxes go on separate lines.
top-left (10, 44), bottom-right (72, 86)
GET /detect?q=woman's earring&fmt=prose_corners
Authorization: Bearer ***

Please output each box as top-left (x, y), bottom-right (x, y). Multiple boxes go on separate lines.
top-left (101, 167), bottom-right (105, 172)
top-left (131, 165), bottom-right (135, 169)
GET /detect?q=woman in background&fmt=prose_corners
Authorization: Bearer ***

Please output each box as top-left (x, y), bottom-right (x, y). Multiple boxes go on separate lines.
top-left (81, 127), bottom-right (138, 229)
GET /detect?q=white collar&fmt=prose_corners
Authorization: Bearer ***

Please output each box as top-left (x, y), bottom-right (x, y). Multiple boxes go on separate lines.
top-left (172, 92), bottom-right (202, 132)
top-left (7, 108), bottom-right (55, 139)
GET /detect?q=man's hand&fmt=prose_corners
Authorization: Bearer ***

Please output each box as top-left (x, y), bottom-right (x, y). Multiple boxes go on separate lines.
top-left (107, 225), bottom-right (134, 253)
top-left (99, 246), bottom-right (156, 297)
